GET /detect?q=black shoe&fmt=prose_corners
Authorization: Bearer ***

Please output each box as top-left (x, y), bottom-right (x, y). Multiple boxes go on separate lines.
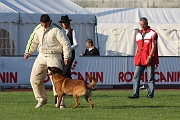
top-left (128, 95), bottom-right (139, 99)
top-left (147, 95), bottom-right (153, 98)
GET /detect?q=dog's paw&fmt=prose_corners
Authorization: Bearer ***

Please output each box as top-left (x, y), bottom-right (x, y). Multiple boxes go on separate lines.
top-left (60, 105), bottom-right (66, 109)
top-left (90, 104), bottom-right (94, 109)
top-left (55, 104), bottom-right (58, 108)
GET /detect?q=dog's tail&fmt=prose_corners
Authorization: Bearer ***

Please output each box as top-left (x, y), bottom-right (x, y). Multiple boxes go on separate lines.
top-left (86, 76), bottom-right (97, 88)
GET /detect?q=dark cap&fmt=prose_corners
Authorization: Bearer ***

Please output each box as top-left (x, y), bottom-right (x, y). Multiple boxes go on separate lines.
top-left (40, 14), bottom-right (51, 23)
top-left (58, 15), bottom-right (72, 23)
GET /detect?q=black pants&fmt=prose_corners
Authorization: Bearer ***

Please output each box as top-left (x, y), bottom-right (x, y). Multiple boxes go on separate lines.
top-left (63, 51), bottom-right (75, 79)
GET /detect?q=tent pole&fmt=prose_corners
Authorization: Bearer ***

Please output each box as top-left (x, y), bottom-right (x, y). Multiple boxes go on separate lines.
top-left (17, 13), bottom-right (21, 55)
top-left (95, 16), bottom-right (99, 50)
top-left (95, 25), bottom-right (100, 50)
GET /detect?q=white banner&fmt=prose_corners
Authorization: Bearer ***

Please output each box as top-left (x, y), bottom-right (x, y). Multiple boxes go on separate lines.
top-left (0, 56), bottom-right (179, 87)
top-left (0, 57), bottom-right (51, 86)
top-left (72, 57), bottom-right (180, 85)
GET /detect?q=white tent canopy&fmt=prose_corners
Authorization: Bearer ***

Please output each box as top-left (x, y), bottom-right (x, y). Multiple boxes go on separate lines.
top-left (87, 8), bottom-right (180, 56)
top-left (0, 0), bottom-right (96, 56)
top-left (0, 0), bottom-right (95, 23)
top-left (88, 8), bottom-right (180, 24)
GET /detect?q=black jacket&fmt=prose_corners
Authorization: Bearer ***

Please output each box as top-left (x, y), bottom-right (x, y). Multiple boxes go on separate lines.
top-left (83, 47), bottom-right (100, 56)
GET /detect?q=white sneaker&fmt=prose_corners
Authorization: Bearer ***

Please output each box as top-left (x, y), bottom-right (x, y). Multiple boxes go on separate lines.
top-left (60, 104), bottom-right (66, 109)
top-left (140, 85), bottom-right (147, 91)
top-left (140, 85), bottom-right (145, 89)
top-left (35, 99), bottom-right (47, 108)
top-left (55, 103), bottom-right (66, 109)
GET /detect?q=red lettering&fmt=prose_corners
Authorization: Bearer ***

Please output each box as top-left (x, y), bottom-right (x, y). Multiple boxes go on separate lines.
top-left (118, 72), bottom-right (134, 83)
top-left (0, 72), bottom-right (5, 83)
top-left (85, 72), bottom-right (94, 76)
top-left (71, 72), bottom-right (103, 83)
top-left (124, 72), bottom-right (133, 82)
top-left (10, 72), bottom-right (17, 83)
top-left (167, 72), bottom-right (175, 82)
top-left (0, 72), bottom-right (18, 83)
top-left (72, 71), bottom-right (180, 84)
top-left (78, 72), bottom-right (85, 80)
top-left (6, 72), bottom-right (9, 83)
top-left (160, 72), bottom-right (167, 82)
top-left (85, 72), bottom-right (92, 82)
top-left (71, 72), bottom-right (77, 76)
top-left (118, 72), bottom-right (124, 82)
top-left (177, 72), bottom-right (180, 82)
top-left (85, 72), bottom-right (103, 83)
top-left (96, 72), bottom-right (103, 82)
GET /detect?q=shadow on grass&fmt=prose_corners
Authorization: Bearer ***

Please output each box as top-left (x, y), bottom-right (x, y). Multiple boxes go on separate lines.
top-left (63, 105), bottom-right (180, 110)
top-left (100, 105), bottom-right (180, 109)
top-left (93, 94), bottom-right (129, 98)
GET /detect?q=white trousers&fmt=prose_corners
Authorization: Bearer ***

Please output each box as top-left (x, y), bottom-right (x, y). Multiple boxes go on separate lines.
top-left (30, 53), bottom-right (62, 103)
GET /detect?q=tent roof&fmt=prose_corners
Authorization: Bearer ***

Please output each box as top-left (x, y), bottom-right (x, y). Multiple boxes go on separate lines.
top-left (86, 8), bottom-right (180, 24)
top-left (0, 0), bottom-right (95, 24)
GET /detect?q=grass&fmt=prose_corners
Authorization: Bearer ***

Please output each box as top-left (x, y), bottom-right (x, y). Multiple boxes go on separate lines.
top-left (0, 89), bottom-right (180, 120)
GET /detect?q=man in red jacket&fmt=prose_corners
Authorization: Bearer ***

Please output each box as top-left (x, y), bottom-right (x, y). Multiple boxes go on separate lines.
top-left (129, 17), bottom-right (159, 99)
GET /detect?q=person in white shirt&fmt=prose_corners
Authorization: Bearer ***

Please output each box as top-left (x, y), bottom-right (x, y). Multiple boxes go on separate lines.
top-left (59, 15), bottom-right (79, 79)
top-left (24, 14), bottom-right (71, 108)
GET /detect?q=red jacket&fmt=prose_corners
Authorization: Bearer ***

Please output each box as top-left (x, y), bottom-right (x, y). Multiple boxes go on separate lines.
top-left (134, 26), bottom-right (159, 66)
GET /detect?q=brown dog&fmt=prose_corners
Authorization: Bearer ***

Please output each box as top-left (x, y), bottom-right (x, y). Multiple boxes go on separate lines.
top-left (48, 67), bottom-right (97, 109)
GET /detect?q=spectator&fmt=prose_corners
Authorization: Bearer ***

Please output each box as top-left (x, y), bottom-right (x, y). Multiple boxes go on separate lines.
top-left (81, 39), bottom-right (100, 56)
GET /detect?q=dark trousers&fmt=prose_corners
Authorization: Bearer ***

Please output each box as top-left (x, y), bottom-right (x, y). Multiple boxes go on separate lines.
top-left (63, 51), bottom-right (75, 79)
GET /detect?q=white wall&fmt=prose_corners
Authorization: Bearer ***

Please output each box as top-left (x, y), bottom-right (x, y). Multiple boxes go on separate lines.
top-left (96, 23), bottom-right (180, 56)
top-left (71, 0), bottom-right (180, 8)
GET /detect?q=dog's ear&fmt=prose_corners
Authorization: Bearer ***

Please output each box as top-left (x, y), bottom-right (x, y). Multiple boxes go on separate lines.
top-left (48, 67), bottom-right (63, 74)
top-left (48, 67), bottom-right (52, 71)
top-left (51, 67), bottom-right (57, 74)
top-left (52, 70), bottom-right (56, 74)
top-left (47, 67), bottom-right (52, 75)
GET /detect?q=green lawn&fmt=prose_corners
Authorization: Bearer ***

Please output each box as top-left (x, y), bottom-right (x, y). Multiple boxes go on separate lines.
top-left (0, 90), bottom-right (180, 120)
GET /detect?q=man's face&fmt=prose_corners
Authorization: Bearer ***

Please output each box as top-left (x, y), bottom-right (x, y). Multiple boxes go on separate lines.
top-left (41, 21), bottom-right (51, 29)
top-left (85, 43), bottom-right (91, 48)
top-left (139, 21), bottom-right (148, 31)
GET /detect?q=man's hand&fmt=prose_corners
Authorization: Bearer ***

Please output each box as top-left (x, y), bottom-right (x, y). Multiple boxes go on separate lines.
top-left (64, 60), bottom-right (68, 65)
top-left (145, 57), bottom-right (151, 65)
top-left (80, 53), bottom-right (83, 56)
top-left (24, 53), bottom-right (30, 60)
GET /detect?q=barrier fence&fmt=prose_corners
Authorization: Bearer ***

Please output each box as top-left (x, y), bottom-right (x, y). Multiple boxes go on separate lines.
top-left (0, 56), bottom-right (179, 88)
